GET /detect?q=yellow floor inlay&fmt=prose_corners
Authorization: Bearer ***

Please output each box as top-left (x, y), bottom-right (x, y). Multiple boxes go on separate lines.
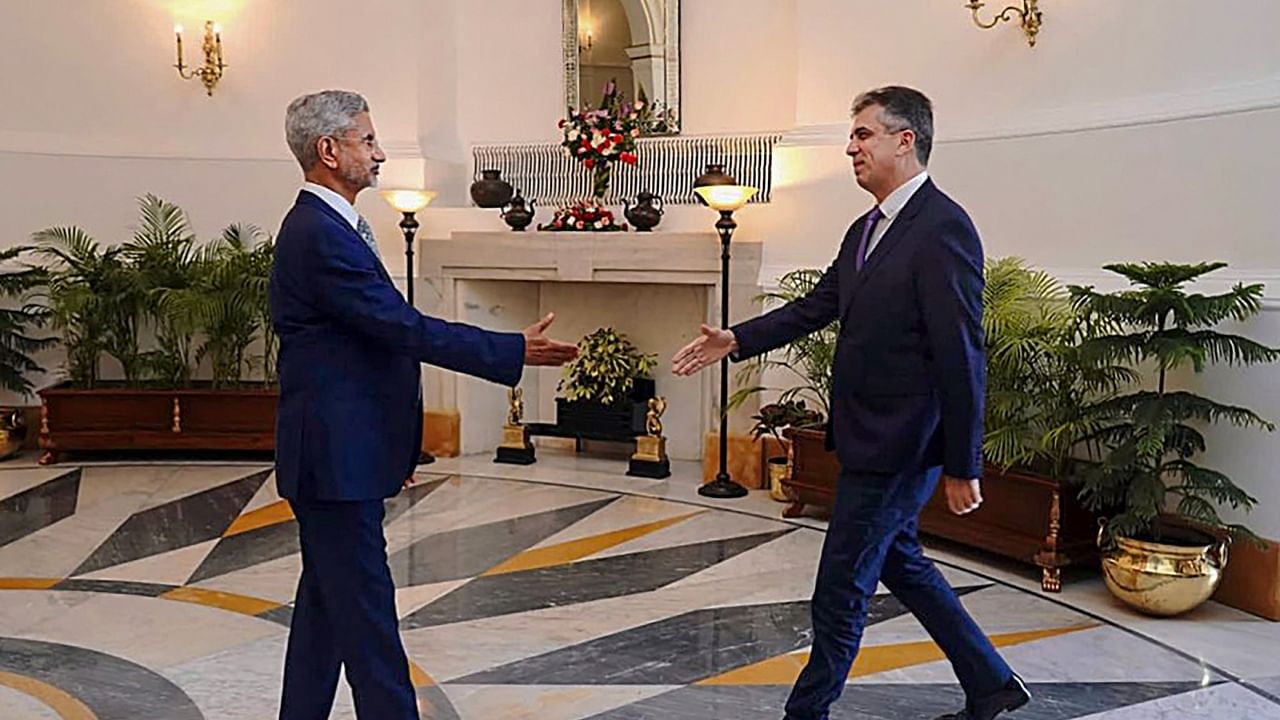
top-left (224, 499), bottom-right (295, 537)
top-left (698, 624), bottom-right (1099, 685)
top-left (482, 510), bottom-right (706, 576)
top-left (0, 578), bottom-right (59, 590)
top-left (161, 586), bottom-right (282, 616)
top-left (0, 670), bottom-right (97, 720)
top-left (409, 660), bottom-right (435, 688)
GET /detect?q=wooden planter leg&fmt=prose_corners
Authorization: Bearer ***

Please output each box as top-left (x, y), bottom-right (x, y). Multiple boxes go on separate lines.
top-left (782, 501), bottom-right (806, 518)
top-left (1038, 490), bottom-right (1064, 592)
top-left (37, 403), bottom-right (57, 465)
top-left (1041, 566), bottom-right (1062, 592)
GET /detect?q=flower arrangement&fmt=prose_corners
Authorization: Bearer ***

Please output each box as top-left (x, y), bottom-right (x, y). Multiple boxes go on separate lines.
top-left (558, 80), bottom-right (642, 198)
top-left (537, 199), bottom-right (627, 232)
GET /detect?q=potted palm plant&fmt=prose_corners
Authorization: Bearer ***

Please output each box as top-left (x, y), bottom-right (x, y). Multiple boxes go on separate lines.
top-left (28, 194), bottom-right (279, 463)
top-left (555, 327), bottom-right (657, 439)
top-left (0, 246), bottom-right (57, 458)
top-left (918, 257), bottom-right (1134, 591)
top-left (1069, 262), bottom-right (1279, 615)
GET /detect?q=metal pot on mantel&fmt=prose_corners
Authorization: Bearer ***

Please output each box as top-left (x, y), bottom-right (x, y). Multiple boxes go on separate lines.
top-left (623, 191), bottom-right (664, 231)
top-left (470, 169), bottom-right (514, 208)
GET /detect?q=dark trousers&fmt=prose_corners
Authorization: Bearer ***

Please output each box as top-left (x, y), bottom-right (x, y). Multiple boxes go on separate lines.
top-left (280, 499), bottom-right (417, 720)
top-left (784, 466), bottom-right (1012, 719)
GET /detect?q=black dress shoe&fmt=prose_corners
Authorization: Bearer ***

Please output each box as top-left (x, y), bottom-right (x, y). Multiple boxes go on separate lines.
top-left (935, 674), bottom-right (1030, 720)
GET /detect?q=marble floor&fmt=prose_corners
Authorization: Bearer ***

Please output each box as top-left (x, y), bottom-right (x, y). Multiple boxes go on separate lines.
top-left (1, 449), bottom-right (1278, 719)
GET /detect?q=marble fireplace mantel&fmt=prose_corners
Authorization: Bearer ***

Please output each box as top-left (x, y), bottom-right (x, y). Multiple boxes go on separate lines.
top-left (417, 230), bottom-right (764, 460)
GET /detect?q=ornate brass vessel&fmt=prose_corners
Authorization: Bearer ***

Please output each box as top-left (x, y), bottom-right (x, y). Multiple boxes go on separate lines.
top-left (1099, 522), bottom-right (1228, 617)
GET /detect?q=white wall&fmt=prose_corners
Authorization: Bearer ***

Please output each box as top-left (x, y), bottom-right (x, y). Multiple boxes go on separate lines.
top-left (2, 0), bottom-right (1279, 534)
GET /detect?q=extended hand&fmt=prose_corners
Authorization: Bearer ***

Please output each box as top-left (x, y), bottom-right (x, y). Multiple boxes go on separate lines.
top-left (522, 313), bottom-right (579, 366)
top-left (672, 324), bottom-right (738, 376)
top-left (943, 475), bottom-right (982, 515)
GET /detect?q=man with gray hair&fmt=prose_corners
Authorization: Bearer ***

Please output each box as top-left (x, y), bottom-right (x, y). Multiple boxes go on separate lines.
top-left (270, 90), bottom-right (578, 719)
top-left (673, 86), bottom-right (1029, 719)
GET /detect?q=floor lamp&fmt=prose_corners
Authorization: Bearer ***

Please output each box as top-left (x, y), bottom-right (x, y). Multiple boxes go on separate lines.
top-left (692, 184), bottom-right (758, 499)
top-left (381, 189), bottom-right (438, 465)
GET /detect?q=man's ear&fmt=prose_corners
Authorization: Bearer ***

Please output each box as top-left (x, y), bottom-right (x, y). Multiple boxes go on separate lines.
top-left (316, 136), bottom-right (340, 170)
top-left (898, 129), bottom-right (916, 159)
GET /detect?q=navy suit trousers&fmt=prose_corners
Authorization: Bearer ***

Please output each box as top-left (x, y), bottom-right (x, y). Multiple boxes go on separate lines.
top-left (784, 466), bottom-right (1012, 719)
top-left (280, 499), bottom-right (416, 720)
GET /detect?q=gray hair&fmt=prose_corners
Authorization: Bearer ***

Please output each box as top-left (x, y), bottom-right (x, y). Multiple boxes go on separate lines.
top-left (851, 86), bottom-right (934, 166)
top-left (284, 90), bottom-right (369, 171)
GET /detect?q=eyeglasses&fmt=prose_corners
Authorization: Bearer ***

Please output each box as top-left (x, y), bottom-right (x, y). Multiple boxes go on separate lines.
top-left (327, 132), bottom-right (378, 149)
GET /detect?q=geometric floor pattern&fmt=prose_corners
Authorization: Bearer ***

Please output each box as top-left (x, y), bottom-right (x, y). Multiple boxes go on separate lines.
top-left (1, 463), bottom-right (1279, 719)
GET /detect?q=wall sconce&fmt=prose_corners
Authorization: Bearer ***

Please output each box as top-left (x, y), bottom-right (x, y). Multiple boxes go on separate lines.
top-left (579, 19), bottom-right (593, 54)
top-left (174, 20), bottom-right (226, 96)
top-left (966, 0), bottom-right (1042, 47)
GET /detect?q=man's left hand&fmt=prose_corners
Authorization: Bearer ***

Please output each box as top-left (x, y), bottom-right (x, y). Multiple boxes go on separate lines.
top-left (403, 473), bottom-right (419, 490)
top-left (943, 475), bottom-right (982, 515)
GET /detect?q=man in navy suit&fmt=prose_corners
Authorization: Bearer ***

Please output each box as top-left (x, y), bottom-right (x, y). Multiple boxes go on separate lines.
top-left (673, 87), bottom-right (1030, 720)
top-left (271, 90), bottom-right (578, 720)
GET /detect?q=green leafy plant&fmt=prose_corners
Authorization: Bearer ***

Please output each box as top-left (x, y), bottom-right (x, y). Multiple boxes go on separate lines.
top-left (0, 247), bottom-right (55, 396)
top-left (748, 399), bottom-right (824, 449)
top-left (28, 226), bottom-right (124, 388)
top-left (559, 327), bottom-right (656, 406)
top-left (27, 195), bottom-right (277, 390)
top-left (982, 257), bottom-right (1136, 477)
top-left (190, 224), bottom-right (272, 388)
top-left (122, 194), bottom-right (202, 386)
top-left (1069, 262), bottom-right (1280, 543)
top-left (729, 268), bottom-right (837, 418)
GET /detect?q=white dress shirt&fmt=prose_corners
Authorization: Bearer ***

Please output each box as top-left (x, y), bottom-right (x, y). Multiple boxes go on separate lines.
top-left (301, 182), bottom-right (360, 232)
top-left (865, 170), bottom-right (929, 260)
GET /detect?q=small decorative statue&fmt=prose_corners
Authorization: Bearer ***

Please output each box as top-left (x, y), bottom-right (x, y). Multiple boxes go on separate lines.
top-left (629, 395), bottom-right (670, 479)
top-left (507, 387), bottom-right (524, 426)
top-left (495, 386), bottom-right (536, 465)
top-left (645, 396), bottom-right (665, 436)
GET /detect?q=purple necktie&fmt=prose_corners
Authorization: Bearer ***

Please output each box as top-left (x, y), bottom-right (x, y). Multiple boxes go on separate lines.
top-left (854, 206), bottom-right (884, 272)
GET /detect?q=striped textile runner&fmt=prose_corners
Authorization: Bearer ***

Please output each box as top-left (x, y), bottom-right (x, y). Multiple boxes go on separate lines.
top-left (471, 133), bottom-right (781, 207)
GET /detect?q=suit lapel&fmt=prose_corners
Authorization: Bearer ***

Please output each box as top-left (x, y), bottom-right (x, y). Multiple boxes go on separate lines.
top-left (841, 180), bottom-right (935, 323)
top-left (296, 192), bottom-right (393, 283)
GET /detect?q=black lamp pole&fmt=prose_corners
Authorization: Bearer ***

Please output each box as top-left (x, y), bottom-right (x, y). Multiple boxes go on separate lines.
top-left (698, 209), bottom-right (748, 499)
top-left (398, 210), bottom-right (434, 466)
top-left (398, 211), bottom-right (419, 306)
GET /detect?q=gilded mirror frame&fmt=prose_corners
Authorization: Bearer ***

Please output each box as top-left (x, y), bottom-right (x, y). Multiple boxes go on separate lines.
top-left (562, 0), bottom-right (681, 134)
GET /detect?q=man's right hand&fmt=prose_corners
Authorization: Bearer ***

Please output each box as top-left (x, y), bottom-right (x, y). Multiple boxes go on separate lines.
top-left (672, 324), bottom-right (738, 376)
top-left (522, 313), bottom-right (579, 366)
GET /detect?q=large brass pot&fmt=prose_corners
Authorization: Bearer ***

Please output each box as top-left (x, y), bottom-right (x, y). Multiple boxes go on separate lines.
top-left (1099, 522), bottom-right (1228, 616)
top-left (767, 457), bottom-right (794, 503)
top-left (0, 408), bottom-right (25, 460)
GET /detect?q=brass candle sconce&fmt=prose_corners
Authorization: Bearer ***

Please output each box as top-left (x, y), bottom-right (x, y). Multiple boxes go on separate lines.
top-left (174, 20), bottom-right (226, 96)
top-left (966, 0), bottom-right (1042, 47)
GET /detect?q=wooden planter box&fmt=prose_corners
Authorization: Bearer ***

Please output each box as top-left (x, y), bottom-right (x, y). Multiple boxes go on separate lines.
top-left (781, 427), bottom-right (840, 518)
top-left (553, 377), bottom-right (655, 441)
top-left (37, 382), bottom-right (277, 464)
top-left (783, 427), bottom-right (1100, 592)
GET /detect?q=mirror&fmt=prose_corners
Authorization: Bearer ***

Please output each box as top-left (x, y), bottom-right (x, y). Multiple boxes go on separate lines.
top-left (563, 0), bottom-right (680, 134)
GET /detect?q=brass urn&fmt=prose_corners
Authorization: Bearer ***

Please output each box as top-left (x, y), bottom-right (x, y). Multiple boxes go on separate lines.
top-left (1099, 521), bottom-right (1228, 617)
top-left (767, 457), bottom-right (793, 502)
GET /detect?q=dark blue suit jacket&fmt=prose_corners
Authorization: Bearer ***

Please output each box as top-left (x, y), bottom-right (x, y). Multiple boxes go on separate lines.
top-left (732, 179), bottom-right (985, 479)
top-left (270, 191), bottom-right (525, 501)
